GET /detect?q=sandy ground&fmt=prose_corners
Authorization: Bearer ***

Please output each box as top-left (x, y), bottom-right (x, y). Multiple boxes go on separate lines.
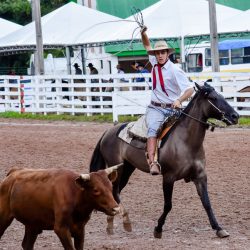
top-left (0, 119), bottom-right (249, 250)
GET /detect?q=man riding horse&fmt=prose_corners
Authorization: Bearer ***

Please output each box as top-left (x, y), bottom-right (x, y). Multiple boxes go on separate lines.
top-left (140, 26), bottom-right (194, 175)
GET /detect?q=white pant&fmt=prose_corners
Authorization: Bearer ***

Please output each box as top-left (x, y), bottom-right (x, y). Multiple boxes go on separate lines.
top-left (146, 105), bottom-right (174, 137)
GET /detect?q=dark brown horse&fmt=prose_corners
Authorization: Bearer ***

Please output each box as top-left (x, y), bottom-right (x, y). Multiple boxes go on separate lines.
top-left (89, 83), bottom-right (239, 238)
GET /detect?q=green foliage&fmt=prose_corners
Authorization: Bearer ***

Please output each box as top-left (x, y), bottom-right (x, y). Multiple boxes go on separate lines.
top-left (0, 0), bottom-right (70, 75)
top-left (0, 112), bottom-right (140, 123)
top-left (40, 0), bottom-right (69, 17)
top-left (238, 117), bottom-right (250, 126)
top-left (0, 112), bottom-right (249, 126)
top-left (0, 0), bottom-right (31, 25)
top-left (0, 53), bottom-right (31, 75)
top-left (44, 49), bottom-right (65, 58)
top-left (0, 0), bottom-right (70, 25)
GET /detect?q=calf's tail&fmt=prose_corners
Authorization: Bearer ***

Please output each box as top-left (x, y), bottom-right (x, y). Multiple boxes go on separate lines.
top-left (89, 133), bottom-right (106, 172)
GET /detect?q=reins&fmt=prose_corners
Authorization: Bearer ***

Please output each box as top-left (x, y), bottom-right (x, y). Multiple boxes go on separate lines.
top-left (180, 110), bottom-right (214, 130)
top-left (180, 91), bottom-right (228, 131)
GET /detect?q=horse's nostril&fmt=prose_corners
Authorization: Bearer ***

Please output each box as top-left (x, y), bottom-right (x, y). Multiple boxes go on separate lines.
top-left (232, 113), bottom-right (239, 122)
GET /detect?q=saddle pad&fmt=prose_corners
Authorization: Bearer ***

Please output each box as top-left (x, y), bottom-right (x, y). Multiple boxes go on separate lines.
top-left (127, 115), bottom-right (148, 141)
top-left (118, 123), bottom-right (146, 149)
top-left (118, 122), bottom-right (135, 144)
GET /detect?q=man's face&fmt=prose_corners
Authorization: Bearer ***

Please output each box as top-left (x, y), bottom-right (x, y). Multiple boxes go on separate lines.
top-left (155, 50), bottom-right (169, 65)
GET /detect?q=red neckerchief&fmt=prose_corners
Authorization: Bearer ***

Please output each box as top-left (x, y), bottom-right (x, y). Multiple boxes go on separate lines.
top-left (152, 63), bottom-right (168, 96)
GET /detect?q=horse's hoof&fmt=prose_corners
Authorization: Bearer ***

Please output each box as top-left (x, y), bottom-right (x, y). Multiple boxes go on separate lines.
top-left (154, 228), bottom-right (162, 239)
top-left (216, 229), bottom-right (230, 238)
top-left (106, 228), bottom-right (114, 235)
top-left (123, 222), bottom-right (132, 232)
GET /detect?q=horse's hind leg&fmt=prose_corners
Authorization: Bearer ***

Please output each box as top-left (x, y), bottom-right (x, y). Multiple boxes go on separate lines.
top-left (154, 180), bottom-right (174, 239)
top-left (194, 178), bottom-right (229, 238)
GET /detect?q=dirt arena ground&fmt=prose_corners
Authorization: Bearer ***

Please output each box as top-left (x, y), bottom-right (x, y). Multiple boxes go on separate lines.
top-left (0, 118), bottom-right (249, 250)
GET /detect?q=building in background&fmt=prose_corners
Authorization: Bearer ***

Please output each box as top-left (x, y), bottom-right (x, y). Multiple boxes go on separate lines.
top-left (216, 0), bottom-right (250, 10)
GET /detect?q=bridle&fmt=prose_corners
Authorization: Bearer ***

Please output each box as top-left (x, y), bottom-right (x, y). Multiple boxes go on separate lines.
top-left (207, 99), bottom-right (233, 125)
top-left (180, 91), bottom-right (231, 131)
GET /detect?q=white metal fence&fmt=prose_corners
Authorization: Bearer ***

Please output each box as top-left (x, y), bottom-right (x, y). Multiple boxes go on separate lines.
top-left (0, 72), bottom-right (249, 121)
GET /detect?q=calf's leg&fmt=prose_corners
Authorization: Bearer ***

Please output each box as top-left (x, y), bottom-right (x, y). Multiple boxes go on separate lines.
top-left (21, 226), bottom-right (40, 250)
top-left (194, 177), bottom-right (229, 238)
top-left (54, 212), bottom-right (75, 250)
top-left (72, 224), bottom-right (85, 250)
top-left (54, 225), bottom-right (75, 250)
top-left (0, 209), bottom-right (14, 238)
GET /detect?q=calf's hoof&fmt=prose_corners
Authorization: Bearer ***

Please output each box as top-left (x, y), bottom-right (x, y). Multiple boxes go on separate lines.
top-left (154, 227), bottom-right (162, 238)
top-left (123, 222), bottom-right (132, 232)
top-left (216, 229), bottom-right (230, 238)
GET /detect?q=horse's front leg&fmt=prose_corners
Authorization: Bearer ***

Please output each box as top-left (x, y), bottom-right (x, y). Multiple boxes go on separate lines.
top-left (106, 161), bottom-right (134, 234)
top-left (106, 203), bottom-right (132, 235)
top-left (154, 180), bottom-right (174, 238)
top-left (194, 177), bottom-right (229, 238)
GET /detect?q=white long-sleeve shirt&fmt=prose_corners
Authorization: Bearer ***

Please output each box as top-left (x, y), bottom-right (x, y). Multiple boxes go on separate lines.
top-left (149, 55), bottom-right (193, 104)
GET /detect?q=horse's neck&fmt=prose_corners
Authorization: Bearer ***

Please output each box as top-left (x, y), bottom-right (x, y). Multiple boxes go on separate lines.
top-left (174, 102), bottom-right (207, 148)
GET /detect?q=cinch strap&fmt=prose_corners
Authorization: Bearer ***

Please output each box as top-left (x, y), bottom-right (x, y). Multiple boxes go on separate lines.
top-left (152, 64), bottom-right (168, 96)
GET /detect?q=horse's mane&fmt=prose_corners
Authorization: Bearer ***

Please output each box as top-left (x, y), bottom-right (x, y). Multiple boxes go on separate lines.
top-left (160, 83), bottom-right (214, 146)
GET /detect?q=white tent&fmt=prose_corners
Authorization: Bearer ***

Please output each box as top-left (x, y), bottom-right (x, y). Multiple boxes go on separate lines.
top-left (0, 0), bottom-right (247, 54)
top-left (0, 2), bottom-right (122, 51)
top-left (75, 0), bottom-right (243, 44)
top-left (218, 9), bottom-right (250, 33)
top-left (0, 17), bottom-right (22, 39)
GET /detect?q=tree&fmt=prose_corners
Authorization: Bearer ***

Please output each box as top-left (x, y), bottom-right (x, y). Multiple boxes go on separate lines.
top-left (0, 0), bottom-right (70, 74)
top-left (0, 0), bottom-right (31, 25)
top-left (0, 0), bottom-right (69, 25)
top-left (41, 0), bottom-right (69, 16)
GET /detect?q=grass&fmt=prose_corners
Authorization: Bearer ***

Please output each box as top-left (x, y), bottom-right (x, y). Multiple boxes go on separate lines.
top-left (0, 111), bottom-right (138, 123)
top-left (0, 111), bottom-right (249, 126)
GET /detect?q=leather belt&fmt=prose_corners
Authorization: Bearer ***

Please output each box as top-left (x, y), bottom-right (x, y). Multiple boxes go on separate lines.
top-left (151, 101), bottom-right (172, 109)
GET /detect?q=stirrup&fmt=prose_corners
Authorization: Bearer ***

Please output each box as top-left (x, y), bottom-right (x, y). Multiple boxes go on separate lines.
top-left (149, 161), bottom-right (161, 175)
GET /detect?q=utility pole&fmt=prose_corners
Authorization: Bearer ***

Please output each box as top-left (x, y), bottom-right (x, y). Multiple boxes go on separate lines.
top-left (208, 0), bottom-right (220, 72)
top-left (32, 0), bottom-right (44, 75)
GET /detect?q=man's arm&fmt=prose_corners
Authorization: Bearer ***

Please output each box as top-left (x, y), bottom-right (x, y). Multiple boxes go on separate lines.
top-left (141, 26), bottom-right (152, 51)
top-left (172, 87), bottom-right (194, 109)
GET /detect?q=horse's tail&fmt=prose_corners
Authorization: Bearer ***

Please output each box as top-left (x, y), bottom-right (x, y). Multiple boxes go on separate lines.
top-left (89, 132), bottom-right (106, 172)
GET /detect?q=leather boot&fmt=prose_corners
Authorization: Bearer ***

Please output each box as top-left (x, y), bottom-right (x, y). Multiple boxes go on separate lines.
top-left (146, 137), bottom-right (161, 175)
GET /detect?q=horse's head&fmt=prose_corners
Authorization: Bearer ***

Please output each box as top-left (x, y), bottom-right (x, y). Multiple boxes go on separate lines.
top-left (195, 82), bottom-right (239, 125)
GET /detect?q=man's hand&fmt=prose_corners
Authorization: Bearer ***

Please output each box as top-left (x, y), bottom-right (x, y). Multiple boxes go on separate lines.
top-left (140, 25), bottom-right (147, 34)
top-left (172, 99), bottom-right (182, 109)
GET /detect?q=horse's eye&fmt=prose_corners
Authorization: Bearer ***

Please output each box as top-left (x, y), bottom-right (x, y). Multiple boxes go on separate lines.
top-left (208, 95), bottom-right (216, 101)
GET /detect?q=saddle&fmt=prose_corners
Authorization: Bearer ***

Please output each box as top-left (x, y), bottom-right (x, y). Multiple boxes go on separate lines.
top-left (118, 110), bottom-right (181, 149)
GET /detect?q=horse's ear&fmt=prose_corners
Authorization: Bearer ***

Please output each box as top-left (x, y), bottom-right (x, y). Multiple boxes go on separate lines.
top-left (195, 82), bottom-right (202, 91)
top-left (204, 81), bottom-right (209, 87)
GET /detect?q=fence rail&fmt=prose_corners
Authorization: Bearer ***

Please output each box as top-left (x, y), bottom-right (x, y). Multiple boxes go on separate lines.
top-left (0, 72), bottom-right (249, 120)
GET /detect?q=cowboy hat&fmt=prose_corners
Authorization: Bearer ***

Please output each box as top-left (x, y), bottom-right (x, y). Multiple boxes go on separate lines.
top-left (73, 63), bottom-right (80, 68)
top-left (148, 40), bottom-right (175, 56)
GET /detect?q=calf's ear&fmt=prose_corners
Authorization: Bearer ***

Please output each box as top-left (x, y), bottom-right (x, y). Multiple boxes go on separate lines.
top-left (108, 170), bottom-right (118, 183)
top-left (75, 174), bottom-right (90, 189)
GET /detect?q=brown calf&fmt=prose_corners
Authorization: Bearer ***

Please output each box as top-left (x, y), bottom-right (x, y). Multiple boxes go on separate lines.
top-left (0, 165), bottom-right (121, 250)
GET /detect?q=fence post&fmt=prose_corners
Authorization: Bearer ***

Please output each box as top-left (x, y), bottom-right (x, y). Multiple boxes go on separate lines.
top-left (19, 76), bottom-right (25, 113)
top-left (112, 89), bottom-right (118, 122)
